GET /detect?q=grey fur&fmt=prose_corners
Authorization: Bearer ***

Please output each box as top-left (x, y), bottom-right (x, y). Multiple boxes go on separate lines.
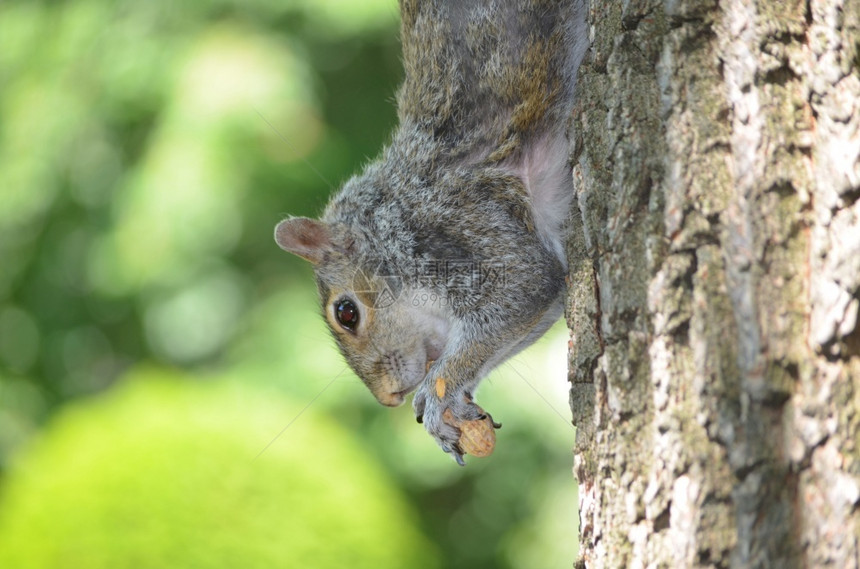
top-left (275, 0), bottom-right (589, 464)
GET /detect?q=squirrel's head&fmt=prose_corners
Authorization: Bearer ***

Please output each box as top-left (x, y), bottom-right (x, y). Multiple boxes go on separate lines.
top-left (275, 217), bottom-right (449, 407)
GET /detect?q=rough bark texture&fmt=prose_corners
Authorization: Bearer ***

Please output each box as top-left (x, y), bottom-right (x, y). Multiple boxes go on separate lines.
top-left (567, 0), bottom-right (860, 567)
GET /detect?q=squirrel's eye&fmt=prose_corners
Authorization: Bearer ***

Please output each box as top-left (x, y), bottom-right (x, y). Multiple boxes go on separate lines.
top-left (334, 298), bottom-right (360, 331)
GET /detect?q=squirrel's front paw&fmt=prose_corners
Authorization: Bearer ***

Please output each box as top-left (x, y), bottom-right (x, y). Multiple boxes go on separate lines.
top-left (413, 378), bottom-right (500, 466)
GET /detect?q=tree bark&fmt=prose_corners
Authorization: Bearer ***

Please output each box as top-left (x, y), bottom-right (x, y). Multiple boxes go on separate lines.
top-left (567, 0), bottom-right (860, 567)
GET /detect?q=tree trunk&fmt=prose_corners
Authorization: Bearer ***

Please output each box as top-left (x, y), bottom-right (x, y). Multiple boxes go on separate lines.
top-left (567, 0), bottom-right (860, 567)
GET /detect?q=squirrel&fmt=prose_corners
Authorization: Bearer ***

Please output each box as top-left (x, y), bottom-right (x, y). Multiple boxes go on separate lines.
top-left (275, 0), bottom-right (589, 465)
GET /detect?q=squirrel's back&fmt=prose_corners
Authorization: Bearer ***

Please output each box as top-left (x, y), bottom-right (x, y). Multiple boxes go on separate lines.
top-left (397, 0), bottom-right (587, 163)
top-left (322, 0), bottom-right (588, 265)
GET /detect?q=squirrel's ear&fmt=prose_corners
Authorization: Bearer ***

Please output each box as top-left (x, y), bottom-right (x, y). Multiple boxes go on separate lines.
top-left (274, 217), bottom-right (332, 264)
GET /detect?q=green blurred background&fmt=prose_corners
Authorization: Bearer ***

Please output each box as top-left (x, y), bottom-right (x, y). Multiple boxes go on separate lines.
top-left (0, 0), bottom-right (578, 567)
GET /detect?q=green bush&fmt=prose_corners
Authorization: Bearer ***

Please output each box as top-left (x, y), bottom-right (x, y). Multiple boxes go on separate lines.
top-left (0, 369), bottom-right (439, 569)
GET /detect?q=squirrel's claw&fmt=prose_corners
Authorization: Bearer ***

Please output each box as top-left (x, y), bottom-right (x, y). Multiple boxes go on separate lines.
top-left (477, 413), bottom-right (502, 429)
top-left (482, 411), bottom-right (502, 430)
top-left (412, 387), bottom-right (427, 423)
top-left (442, 441), bottom-right (466, 466)
top-left (451, 450), bottom-right (466, 466)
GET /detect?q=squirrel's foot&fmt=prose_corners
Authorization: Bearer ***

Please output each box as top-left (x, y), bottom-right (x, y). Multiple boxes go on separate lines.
top-left (413, 379), bottom-right (491, 466)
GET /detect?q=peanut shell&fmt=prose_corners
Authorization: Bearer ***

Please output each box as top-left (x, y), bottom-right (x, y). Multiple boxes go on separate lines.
top-left (442, 409), bottom-right (496, 457)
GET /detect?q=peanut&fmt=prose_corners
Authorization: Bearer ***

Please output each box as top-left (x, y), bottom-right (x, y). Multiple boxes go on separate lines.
top-left (442, 408), bottom-right (496, 457)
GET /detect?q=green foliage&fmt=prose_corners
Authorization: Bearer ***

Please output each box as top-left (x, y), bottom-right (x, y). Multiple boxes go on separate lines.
top-left (0, 0), bottom-right (400, 446)
top-left (0, 370), bottom-right (439, 569)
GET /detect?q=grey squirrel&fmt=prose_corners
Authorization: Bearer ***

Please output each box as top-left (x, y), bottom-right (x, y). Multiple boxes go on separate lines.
top-left (275, 0), bottom-right (589, 465)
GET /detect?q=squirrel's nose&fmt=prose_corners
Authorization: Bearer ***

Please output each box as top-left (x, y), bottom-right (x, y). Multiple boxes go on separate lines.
top-left (377, 391), bottom-right (405, 407)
